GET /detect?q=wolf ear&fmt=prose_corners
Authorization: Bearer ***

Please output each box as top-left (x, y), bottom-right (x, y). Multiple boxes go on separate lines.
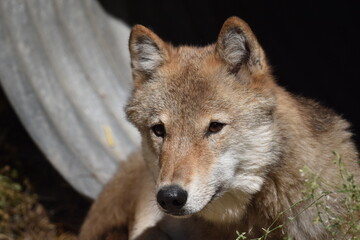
top-left (215, 17), bottom-right (267, 75)
top-left (129, 25), bottom-right (169, 79)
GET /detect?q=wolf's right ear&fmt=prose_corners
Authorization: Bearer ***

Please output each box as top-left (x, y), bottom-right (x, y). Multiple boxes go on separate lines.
top-left (215, 17), bottom-right (268, 75)
top-left (129, 25), bottom-right (169, 83)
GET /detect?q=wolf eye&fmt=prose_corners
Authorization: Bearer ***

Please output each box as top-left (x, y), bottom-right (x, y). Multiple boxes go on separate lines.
top-left (208, 122), bottom-right (225, 134)
top-left (151, 124), bottom-right (166, 138)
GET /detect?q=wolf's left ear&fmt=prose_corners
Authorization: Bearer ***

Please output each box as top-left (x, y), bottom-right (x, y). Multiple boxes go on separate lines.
top-left (215, 17), bottom-right (267, 75)
top-left (129, 25), bottom-right (170, 81)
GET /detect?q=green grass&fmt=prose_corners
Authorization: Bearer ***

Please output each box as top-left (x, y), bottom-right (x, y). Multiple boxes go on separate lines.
top-left (306, 152), bottom-right (360, 239)
top-left (236, 152), bottom-right (360, 240)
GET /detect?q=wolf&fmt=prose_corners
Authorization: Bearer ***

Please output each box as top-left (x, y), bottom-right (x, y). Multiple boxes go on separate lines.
top-left (79, 16), bottom-right (360, 240)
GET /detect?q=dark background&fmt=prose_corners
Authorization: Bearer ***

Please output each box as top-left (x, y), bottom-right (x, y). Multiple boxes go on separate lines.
top-left (99, 0), bottom-right (360, 147)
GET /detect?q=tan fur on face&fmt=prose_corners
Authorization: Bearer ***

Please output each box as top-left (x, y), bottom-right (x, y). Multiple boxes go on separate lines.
top-left (80, 16), bottom-right (360, 240)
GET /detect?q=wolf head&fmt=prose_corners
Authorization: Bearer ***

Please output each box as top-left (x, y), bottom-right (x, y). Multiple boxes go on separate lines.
top-left (126, 17), bottom-right (281, 222)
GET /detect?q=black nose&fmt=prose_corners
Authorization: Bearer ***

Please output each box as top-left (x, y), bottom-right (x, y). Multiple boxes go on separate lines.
top-left (156, 185), bottom-right (188, 213)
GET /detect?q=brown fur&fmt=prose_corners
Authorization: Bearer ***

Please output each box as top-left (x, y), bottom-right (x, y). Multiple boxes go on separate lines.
top-left (79, 17), bottom-right (360, 240)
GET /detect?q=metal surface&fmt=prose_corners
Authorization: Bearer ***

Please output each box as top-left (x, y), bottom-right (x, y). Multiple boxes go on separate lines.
top-left (0, 0), bottom-right (140, 199)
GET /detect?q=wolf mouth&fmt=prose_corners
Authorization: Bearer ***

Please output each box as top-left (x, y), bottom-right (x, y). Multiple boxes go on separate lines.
top-left (209, 186), bottom-right (224, 203)
top-left (161, 187), bottom-right (224, 217)
top-left (163, 209), bottom-right (187, 217)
